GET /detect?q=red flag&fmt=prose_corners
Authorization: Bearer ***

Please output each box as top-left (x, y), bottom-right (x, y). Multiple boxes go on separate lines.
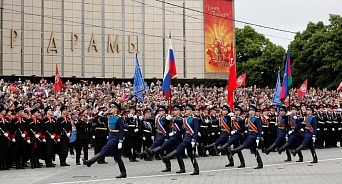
top-left (297, 78), bottom-right (308, 98)
top-left (54, 64), bottom-right (63, 94)
top-left (337, 82), bottom-right (342, 91)
top-left (227, 44), bottom-right (236, 110)
top-left (236, 73), bottom-right (246, 87)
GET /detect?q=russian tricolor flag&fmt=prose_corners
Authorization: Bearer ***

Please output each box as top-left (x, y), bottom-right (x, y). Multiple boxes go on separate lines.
top-left (162, 40), bottom-right (177, 98)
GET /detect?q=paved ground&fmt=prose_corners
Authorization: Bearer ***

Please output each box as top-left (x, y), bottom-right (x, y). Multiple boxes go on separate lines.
top-left (1, 147), bottom-right (342, 184)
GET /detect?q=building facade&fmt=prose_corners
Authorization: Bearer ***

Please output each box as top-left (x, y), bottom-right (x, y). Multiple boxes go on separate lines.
top-left (0, 0), bottom-right (227, 79)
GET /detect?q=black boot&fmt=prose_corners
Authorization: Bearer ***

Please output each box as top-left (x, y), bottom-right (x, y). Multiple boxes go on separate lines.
top-left (150, 147), bottom-right (163, 157)
top-left (161, 150), bottom-right (177, 172)
top-left (135, 151), bottom-right (145, 160)
top-left (82, 153), bottom-right (102, 167)
top-left (225, 155), bottom-right (234, 167)
top-left (176, 157), bottom-right (185, 173)
top-left (296, 151), bottom-right (303, 162)
top-left (0, 163), bottom-right (3, 171)
top-left (45, 160), bottom-right (50, 168)
top-left (205, 143), bottom-right (219, 155)
top-left (49, 160), bottom-right (55, 167)
top-left (218, 143), bottom-right (229, 152)
top-left (284, 149), bottom-right (292, 162)
top-left (237, 152), bottom-right (245, 168)
top-left (290, 144), bottom-right (305, 157)
top-left (161, 159), bottom-right (171, 172)
top-left (2, 162), bottom-right (9, 170)
top-left (278, 143), bottom-right (289, 154)
top-left (310, 149), bottom-right (318, 163)
top-left (254, 150), bottom-right (263, 169)
top-left (116, 162), bottom-right (127, 178)
top-left (265, 143), bottom-right (276, 155)
top-left (190, 159), bottom-right (199, 175)
top-left (228, 145), bottom-right (244, 156)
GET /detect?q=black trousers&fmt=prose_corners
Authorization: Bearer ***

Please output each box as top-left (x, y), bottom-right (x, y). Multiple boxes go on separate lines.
top-left (59, 136), bottom-right (69, 163)
top-left (127, 135), bottom-right (139, 160)
top-left (75, 139), bottom-right (89, 163)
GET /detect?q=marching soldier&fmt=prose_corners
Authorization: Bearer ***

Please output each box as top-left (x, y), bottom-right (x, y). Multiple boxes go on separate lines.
top-left (197, 106), bottom-right (210, 157)
top-left (315, 104), bottom-right (326, 149)
top-left (83, 102), bottom-right (127, 179)
top-left (11, 106), bottom-right (28, 169)
top-left (92, 107), bottom-right (109, 164)
top-left (265, 106), bottom-right (291, 162)
top-left (291, 105), bottom-right (318, 163)
top-left (161, 104), bottom-right (200, 175)
top-left (140, 108), bottom-right (154, 161)
top-left (218, 105), bottom-right (246, 168)
top-left (56, 106), bottom-right (72, 166)
top-left (208, 106), bottom-right (219, 156)
top-left (325, 104), bottom-right (333, 148)
top-left (42, 106), bottom-right (57, 168)
top-left (27, 108), bottom-right (43, 168)
top-left (75, 111), bottom-right (91, 165)
top-left (260, 108), bottom-right (270, 152)
top-left (125, 106), bottom-right (141, 162)
top-left (0, 105), bottom-right (11, 170)
top-left (278, 105), bottom-right (303, 162)
top-left (228, 105), bottom-right (263, 169)
top-left (268, 105), bottom-right (277, 152)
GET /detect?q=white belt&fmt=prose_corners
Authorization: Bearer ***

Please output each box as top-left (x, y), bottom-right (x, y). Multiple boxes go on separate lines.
top-left (128, 125), bottom-right (136, 127)
top-left (333, 121), bottom-right (338, 123)
top-left (326, 121), bottom-right (332, 123)
top-left (262, 125), bottom-right (268, 128)
top-left (270, 121), bottom-right (276, 124)
top-left (143, 130), bottom-right (151, 133)
top-left (124, 129), bottom-right (128, 131)
top-left (200, 125), bottom-right (208, 128)
top-left (318, 121), bottom-right (324, 124)
top-left (211, 125), bottom-right (218, 127)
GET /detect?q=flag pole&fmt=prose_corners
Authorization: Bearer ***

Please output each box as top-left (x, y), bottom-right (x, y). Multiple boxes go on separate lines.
top-left (168, 31), bottom-right (172, 114)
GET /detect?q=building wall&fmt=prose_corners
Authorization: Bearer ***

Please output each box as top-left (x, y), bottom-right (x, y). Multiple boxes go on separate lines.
top-left (1, 0), bottom-right (227, 79)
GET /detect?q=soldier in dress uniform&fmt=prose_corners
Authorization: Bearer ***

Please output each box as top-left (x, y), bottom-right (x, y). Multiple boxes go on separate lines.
top-left (56, 106), bottom-right (72, 166)
top-left (268, 105), bottom-right (277, 152)
top-left (259, 108), bottom-right (270, 153)
top-left (75, 110), bottom-right (91, 165)
top-left (228, 105), bottom-right (263, 169)
top-left (26, 108), bottom-right (43, 168)
top-left (316, 104), bottom-right (326, 149)
top-left (197, 106), bottom-right (210, 157)
top-left (208, 106), bottom-right (219, 156)
top-left (331, 105), bottom-right (339, 147)
top-left (336, 107), bottom-right (342, 147)
top-left (325, 104), bottom-right (333, 148)
top-left (125, 106), bottom-right (141, 162)
top-left (291, 105), bottom-right (318, 163)
top-left (265, 106), bottom-right (291, 162)
top-left (203, 105), bottom-right (232, 157)
top-left (138, 104), bottom-right (184, 173)
top-left (0, 105), bottom-right (11, 170)
top-left (92, 107), bottom-right (109, 164)
top-left (218, 105), bottom-right (246, 168)
top-left (140, 108), bottom-right (154, 161)
top-left (83, 102), bottom-right (127, 179)
top-left (278, 105), bottom-right (304, 162)
top-left (11, 106), bottom-right (28, 169)
top-left (161, 104), bottom-right (199, 175)
top-left (41, 106), bottom-right (57, 168)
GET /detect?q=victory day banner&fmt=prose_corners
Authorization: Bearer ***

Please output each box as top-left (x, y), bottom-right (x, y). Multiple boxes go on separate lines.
top-left (204, 0), bottom-right (234, 72)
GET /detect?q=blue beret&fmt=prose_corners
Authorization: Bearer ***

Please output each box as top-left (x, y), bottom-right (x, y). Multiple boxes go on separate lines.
top-left (110, 102), bottom-right (121, 110)
top-left (248, 105), bottom-right (257, 111)
top-left (173, 104), bottom-right (183, 111)
top-left (185, 104), bottom-right (195, 111)
top-left (290, 105), bottom-right (299, 111)
top-left (234, 105), bottom-right (243, 112)
top-left (158, 105), bottom-right (167, 112)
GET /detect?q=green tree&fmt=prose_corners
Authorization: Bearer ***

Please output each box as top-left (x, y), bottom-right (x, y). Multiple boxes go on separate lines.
top-left (235, 26), bottom-right (286, 87)
top-left (289, 14), bottom-right (342, 89)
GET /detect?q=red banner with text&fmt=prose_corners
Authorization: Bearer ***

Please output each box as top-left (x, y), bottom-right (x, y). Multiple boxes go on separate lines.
top-left (204, 0), bottom-right (234, 73)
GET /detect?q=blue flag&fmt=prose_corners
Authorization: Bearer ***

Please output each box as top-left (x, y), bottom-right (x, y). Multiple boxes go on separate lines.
top-left (272, 70), bottom-right (281, 105)
top-left (133, 53), bottom-right (146, 103)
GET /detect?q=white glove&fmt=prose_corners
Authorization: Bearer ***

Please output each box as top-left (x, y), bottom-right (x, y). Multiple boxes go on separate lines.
top-left (134, 128), bottom-right (139, 133)
top-left (205, 119), bottom-right (209, 123)
top-left (57, 139), bottom-right (60, 142)
top-left (92, 135), bottom-right (95, 139)
top-left (66, 133), bottom-right (71, 137)
top-left (21, 134), bottom-right (26, 138)
top-left (35, 134), bottom-right (40, 138)
top-left (139, 116), bottom-right (144, 120)
top-left (12, 138), bottom-right (16, 142)
top-left (142, 137), bottom-right (146, 140)
top-left (218, 132), bottom-right (220, 135)
top-left (118, 142), bottom-right (122, 149)
top-left (128, 114), bottom-right (133, 118)
top-left (169, 132), bottom-right (174, 137)
top-left (231, 117), bottom-right (235, 121)
top-left (339, 128), bottom-right (342, 131)
top-left (211, 132), bottom-right (215, 135)
top-left (51, 135), bottom-right (55, 139)
top-left (27, 140), bottom-right (31, 144)
top-left (293, 116), bottom-right (298, 119)
top-left (324, 128), bottom-right (327, 131)
top-left (228, 113), bottom-right (234, 117)
top-left (198, 132), bottom-right (201, 137)
top-left (133, 115), bottom-right (137, 119)
top-left (288, 130), bottom-right (293, 135)
top-left (151, 136), bottom-right (154, 140)
top-left (231, 130), bottom-right (236, 135)
top-left (317, 128), bottom-right (320, 131)
top-left (106, 136), bottom-right (108, 139)
top-left (256, 139), bottom-right (259, 146)
top-left (300, 128), bottom-right (304, 131)
top-left (312, 137), bottom-right (316, 143)
top-left (245, 130), bottom-right (248, 133)
top-left (332, 128), bottom-right (335, 131)
top-left (286, 136), bottom-right (288, 141)
top-left (166, 115), bottom-right (172, 120)
top-left (4, 133), bottom-right (8, 137)
top-left (42, 139), bottom-right (46, 143)
top-left (191, 141), bottom-right (196, 148)
top-left (286, 112), bottom-right (292, 116)
top-left (261, 131), bottom-right (264, 135)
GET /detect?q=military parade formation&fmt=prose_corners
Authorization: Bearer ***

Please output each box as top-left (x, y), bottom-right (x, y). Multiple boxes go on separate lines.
top-left (1, 98), bottom-right (342, 178)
